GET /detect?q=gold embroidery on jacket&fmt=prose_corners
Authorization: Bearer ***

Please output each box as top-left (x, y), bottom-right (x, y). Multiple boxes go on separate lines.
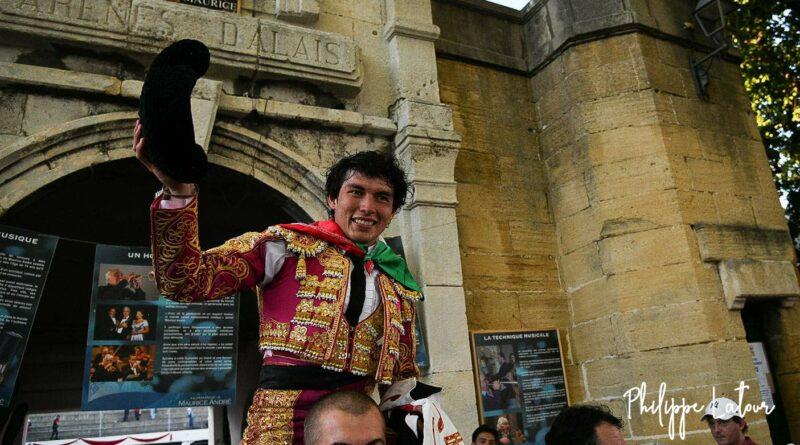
top-left (241, 388), bottom-right (300, 445)
top-left (350, 305), bottom-right (384, 376)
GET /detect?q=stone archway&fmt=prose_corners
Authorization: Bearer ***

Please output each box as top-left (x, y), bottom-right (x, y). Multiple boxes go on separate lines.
top-left (0, 112), bottom-right (328, 220)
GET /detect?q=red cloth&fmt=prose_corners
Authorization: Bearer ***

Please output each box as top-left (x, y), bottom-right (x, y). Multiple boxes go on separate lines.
top-left (279, 221), bottom-right (365, 258)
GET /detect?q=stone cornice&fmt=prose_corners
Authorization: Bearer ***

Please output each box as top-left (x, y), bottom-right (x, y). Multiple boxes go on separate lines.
top-left (0, 61), bottom-right (395, 136)
top-left (0, 0), bottom-right (362, 91)
top-left (383, 18), bottom-right (440, 42)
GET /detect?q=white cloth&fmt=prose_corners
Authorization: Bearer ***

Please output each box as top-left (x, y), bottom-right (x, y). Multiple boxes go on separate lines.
top-left (379, 379), bottom-right (464, 445)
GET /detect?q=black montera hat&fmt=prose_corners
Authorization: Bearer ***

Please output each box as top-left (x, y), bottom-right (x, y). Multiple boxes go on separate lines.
top-left (138, 39), bottom-right (210, 183)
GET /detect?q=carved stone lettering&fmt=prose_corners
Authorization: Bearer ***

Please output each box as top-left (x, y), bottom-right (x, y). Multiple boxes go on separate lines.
top-left (0, 0), bottom-right (359, 88)
top-left (1, 0), bottom-right (130, 32)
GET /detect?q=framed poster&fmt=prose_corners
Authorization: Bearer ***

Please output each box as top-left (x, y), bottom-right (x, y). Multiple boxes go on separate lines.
top-left (82, 244), bottom-right (239, 410)
top-left (0, 225), bottom-right (58, 406)
top-left (470, 329), bottom-right (569, 445)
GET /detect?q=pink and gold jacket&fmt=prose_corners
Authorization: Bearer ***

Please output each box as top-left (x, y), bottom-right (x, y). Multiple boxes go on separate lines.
top-left (150, 195), bottom-right (421, 384)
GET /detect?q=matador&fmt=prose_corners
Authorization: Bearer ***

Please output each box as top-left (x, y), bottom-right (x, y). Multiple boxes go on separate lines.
top-left (137, 120), bottom-right (421, 444)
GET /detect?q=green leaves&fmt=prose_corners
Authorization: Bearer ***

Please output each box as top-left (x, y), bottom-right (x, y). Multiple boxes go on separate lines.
top-left (730, 1), bottom-right (799, 246)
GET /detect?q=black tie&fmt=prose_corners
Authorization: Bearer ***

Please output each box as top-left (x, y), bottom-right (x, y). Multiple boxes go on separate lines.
top-left (345, 254), bottom-right (366, 327)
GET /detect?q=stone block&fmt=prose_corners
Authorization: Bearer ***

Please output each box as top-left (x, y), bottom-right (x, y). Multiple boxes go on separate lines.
top-left (600, 189), bottom-right (683, 229)
top-left (250, 0), bottom-right (319, 23)
top-left (642, 61), bottom-right (694, 101)
top-left (559, 206), bottom-right (601, 255)
top-left (585, 155), bottom-right (676, 203)
top-left (0, 89), bottom-right (25, 134)
top-left (614, 299), bottom-right (744, 355)
top-left (693, 224), bottom-right (795, 262)
top-left (507, 220), bottom-right (558, 256)
top-left (419, 369), bottom-right (478, 438)
top-left (419, 285), bottom-right (472, 374)
top-left (548, 176), bottom-right (590, 221)
top-left (461, 251), bottom-right (561, 293)
top-left (544, 141), bottom-right (589, 186)
top-left (558, 242), bottom-right (603, 291)
top-left (585, 125), bottom-right (666, 167)
top-left (392, 99), bottom-right (453, 132)
top-left (0, 134), bottom-right (20, 148)
top-left (598, 225), bottom-right (693, 275)
top-left (0, 62), bottom-right (121, 95)
top-left (465, 288), bottom-right (524, 331)
top-left (351, 0), bottom-right (382, 24)
top-left (517, 291), bottom-right (570, 328)
top-left (677, 189), bottom-right (718, 225)
top-left (583, 340), bottom-right (757, 399)
top-left (684, 157), bottom-right (734, 193)
top-left (22, 94), bottom-right (90, 135)
top-left (571, 316), bottom-right (617, 363)
top-left (718, 259), bottom-right (800, 309)
top-left (713, 192), bottom-right (756, 226)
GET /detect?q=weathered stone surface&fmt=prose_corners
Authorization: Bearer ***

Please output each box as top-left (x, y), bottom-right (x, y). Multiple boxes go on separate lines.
top-left (0, 61), bottom-right (120, 95)
top-left (22, 94), bottom-right (90, 135)
top-left (583, 340), bottom-right (756, 399)
top-left (719, 259), bottom-right (800, 309)
top-left (0, 0), bottom-right (361, 89)
top-left (190, 78), bottom-right (222, 151)
top-left (0, 89), bottom-right (25, 135)
top-left (694, 224), bottom-right (795, 262)
top-left (249, 0), bottom-right (319, 23)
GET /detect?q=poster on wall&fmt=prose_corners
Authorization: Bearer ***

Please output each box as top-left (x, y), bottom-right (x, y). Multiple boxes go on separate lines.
top-left (81, 243), bottom-right (239, 410)
top-left (471, 329), bottom-right (569, 445)
top-left (0, 225), bottom-right (58, 406)
top-left (749, 342), bottom-right (776, 408)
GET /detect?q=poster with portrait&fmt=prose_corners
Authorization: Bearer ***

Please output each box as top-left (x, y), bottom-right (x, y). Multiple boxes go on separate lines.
top-left (0, 225), bottom-right (58, 406)
top-left (471, 329), bottom-right (569, 445)
top-left (82, 243), bottom-right (239, 410)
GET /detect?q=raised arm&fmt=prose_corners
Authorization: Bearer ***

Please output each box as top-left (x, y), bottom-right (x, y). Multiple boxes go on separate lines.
top-left (136, 120), bottom-right (270, 302)
top-left (150, 189), bottom-right (270, 302)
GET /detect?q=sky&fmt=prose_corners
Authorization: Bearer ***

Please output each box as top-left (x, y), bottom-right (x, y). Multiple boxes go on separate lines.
top-left (485, 0), bottom-right (530, 10)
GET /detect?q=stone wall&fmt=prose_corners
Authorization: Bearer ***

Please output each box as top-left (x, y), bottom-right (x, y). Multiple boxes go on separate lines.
top-left (436, 56), bottom-right (576, 392)
top-left (435, 0), bottom-right (800, 443)
top-left (532, 30), bottom-right (789, 444)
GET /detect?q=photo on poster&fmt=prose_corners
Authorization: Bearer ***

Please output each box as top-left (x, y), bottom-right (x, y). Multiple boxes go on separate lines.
top-left (96, 263), bottom-right (159, 302)
top-left (90, 345), bottom-right (157, 383)
top-left (471, 329), bottom-right (569, 445)
top-left (94, 304), bottom-right (159, 342)
top-left (83, 244), bottom-right (238, 411)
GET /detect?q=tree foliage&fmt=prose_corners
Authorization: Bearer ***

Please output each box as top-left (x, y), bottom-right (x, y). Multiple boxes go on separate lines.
top-left (729, 1), bottom-right (800, 243)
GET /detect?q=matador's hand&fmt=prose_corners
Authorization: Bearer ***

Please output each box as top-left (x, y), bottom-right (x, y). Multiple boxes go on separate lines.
top-left (133, 120), bottom-right (195, 196)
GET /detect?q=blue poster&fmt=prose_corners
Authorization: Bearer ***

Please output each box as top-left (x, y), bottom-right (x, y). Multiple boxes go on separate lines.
top-left (472, 329), bottom-right (568, 445)
top-left (0, 225), bottom-right (58, 406)
top-left (81, 244), bottom-right (238, 410)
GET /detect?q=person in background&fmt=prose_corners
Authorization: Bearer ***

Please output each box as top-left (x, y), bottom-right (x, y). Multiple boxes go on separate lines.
top-left (701, 397), bottom-right (760, 445)
top-left (545, 405), bottom-right (626, 445)
top-left (472, 425), bottom-right (499, 445)
top-left (303, 391), bottom-right (384, 445)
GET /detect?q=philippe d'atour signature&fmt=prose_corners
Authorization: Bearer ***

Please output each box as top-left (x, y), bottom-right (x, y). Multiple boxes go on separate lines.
top-left (623, 381), bottom-right (775, 440)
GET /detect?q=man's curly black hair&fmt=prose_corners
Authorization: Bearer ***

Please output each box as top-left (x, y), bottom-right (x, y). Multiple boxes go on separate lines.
top-left (325, 150), bottom-right (409, 213)
top-left (545, 404), bottom-right (624, 445)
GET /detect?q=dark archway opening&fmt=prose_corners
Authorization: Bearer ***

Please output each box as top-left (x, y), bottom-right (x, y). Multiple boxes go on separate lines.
top-left (0, 158), bottom-right (309, 441)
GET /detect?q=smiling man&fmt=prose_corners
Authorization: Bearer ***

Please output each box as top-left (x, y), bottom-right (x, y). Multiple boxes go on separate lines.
top-left (136, 125), bottom-right (421, 445)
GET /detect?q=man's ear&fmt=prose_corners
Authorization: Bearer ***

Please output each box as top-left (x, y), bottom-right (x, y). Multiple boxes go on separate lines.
top-left (326, 195), bottom-right (337, 211)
